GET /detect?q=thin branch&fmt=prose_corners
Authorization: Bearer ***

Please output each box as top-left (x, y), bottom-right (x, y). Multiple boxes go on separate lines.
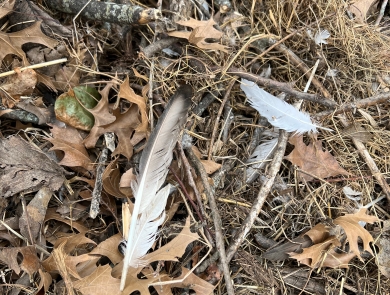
top-left (185, 146), bottom-right (235, 295)
top-left (226, 129), bottom-right (289, 262)
top-left (315, 91), bottom-right (390, 119)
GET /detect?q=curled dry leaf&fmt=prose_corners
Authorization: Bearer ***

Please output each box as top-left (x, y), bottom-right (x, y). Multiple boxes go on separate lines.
top-left (285, 135), bottom-right (350, 181)
top-left (103, 158), bottom-right (131, 199)
top-left (19, 187), bottom-right (52, 243)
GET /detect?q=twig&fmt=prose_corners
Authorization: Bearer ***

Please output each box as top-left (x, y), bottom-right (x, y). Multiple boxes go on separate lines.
top-left (339, 115), bottom-right (390, 201)
top-left (185, 146), bottom-right (235, 295)
top-left (0, 58), bottom-right (67, 78)
top-left (208, 79), bottom-right (235, 159)
top-left (375, 0), bottom-right (388, 26)
top-left (222, 102), bottom-right (233, 143)
top-left (226, 129), bottom-right (289, 262)
top-left (315, 91), bottom-right (390, 119)
top-left (89, 148), bottom-right (108, 219)
top-left (226, 67), bottom-right (336, 108)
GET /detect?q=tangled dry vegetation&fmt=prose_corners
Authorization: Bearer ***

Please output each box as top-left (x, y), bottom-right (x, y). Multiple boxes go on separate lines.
top-left (1, 0), bottom-right (390, 294)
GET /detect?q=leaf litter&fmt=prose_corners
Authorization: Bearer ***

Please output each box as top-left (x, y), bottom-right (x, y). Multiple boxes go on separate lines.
top-left (0, 0), bottom-right (390, 294)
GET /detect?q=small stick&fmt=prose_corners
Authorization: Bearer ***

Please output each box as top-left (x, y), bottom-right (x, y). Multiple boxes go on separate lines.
top-left (0, 58), bottom-right (67, 78)
top-left (208, 79), bottom-right (235, 159)
top-left (315, 91), bottom-right (390, 119)
top-left (339, 115), bottom-right (390, 201)
top-left (89, 148), bottom-right (108, 218)
top-left (185, 146), bottom-right (235, 295)
top-left (226, 129), bottom-right (289, 262)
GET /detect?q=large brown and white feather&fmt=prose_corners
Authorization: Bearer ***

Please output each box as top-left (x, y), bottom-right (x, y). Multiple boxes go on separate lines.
top-left (120, 85), bottom-right (192, 290)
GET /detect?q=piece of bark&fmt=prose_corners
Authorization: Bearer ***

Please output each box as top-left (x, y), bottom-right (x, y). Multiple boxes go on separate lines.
top-left (46, 0), bottom-right (160, 25)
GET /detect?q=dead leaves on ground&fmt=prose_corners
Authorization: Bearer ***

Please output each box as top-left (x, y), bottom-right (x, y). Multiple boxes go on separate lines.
top-left (286, 135), bottom-right (349, 181)
top-left (168, 18), bottom-right (229, 52)
top-left (265, 208), bottom-right (379, 269)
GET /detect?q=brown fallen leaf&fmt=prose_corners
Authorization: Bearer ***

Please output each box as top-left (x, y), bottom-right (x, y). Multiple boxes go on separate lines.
top-left (168, 18), bottom-right (228, 52)
top-left (19, 187), bottom-right (52, 243)
top-left (0, 21), bottom-right (58, 65)
top-left (334, 208), bottom-right (379, 260)
top-left (348, 0), bottom-right (379, 23)
top-left (285, 135), bottom-right (350, 181)
top-left (74, 264), bottom-right (121, 295)
top-left (103, 158), bottom-right (130, 198)
top-left (0, 68), bottom-right (37, 107)
top-left (44, 208), bottom-right (89, 234)
top-left (0, 246), bottom-right (40, 277)
top-left (38, 269), bottom-right (52, 294)
top-left (89, 233), bottom-right (123, 265)
top-left (118, 77), bottom-right (148, 136)
top-left (0, 136), bottom-right (66, 198)
top-left (84, 104), bottom-right (142, 159)
top-left (42, 234), bottom-right (97, 280)
top-left (47, 123), bottom-right (93, 171)
top-left (289, 236), bottom-right (341, 268)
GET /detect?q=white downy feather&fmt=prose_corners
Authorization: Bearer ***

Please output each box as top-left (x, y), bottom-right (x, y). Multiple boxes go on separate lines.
top-left (240, 79), bottom-right (320, 133)
top-left (120, 85), bottom-right (192, 290)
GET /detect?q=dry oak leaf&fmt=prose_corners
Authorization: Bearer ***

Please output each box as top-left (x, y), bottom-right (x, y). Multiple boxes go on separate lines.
top-left (334, 208), bottom-right (379, 260)
top-left (348, 0), bottom-right (379, 22)
top-left (111, 218), bottom-right (200, 294)
top-left (0, 21), bottom-right (58, 65)
top-left (47, 123), bottom-right (93, 171)
top-left (0, 246), bottom-right (40, 277)
top-left (290, 236), bottom-right (341, 268)
top-left (74, 264), bottom-right (121, 295)
top-left (168, 18), bottom-right (229, 52)
top-left (285, 135), bottom-right (349, 181)
top-left (89, 233), bottom-right (123, 265)
top-left (118, 77), bottom-right (148, 136)
top-left (84, 104), bottom-right (142, 159)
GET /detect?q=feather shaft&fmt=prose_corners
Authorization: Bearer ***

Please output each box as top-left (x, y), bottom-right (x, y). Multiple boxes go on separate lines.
top-left (120, 85), bottom-right (192, 290)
